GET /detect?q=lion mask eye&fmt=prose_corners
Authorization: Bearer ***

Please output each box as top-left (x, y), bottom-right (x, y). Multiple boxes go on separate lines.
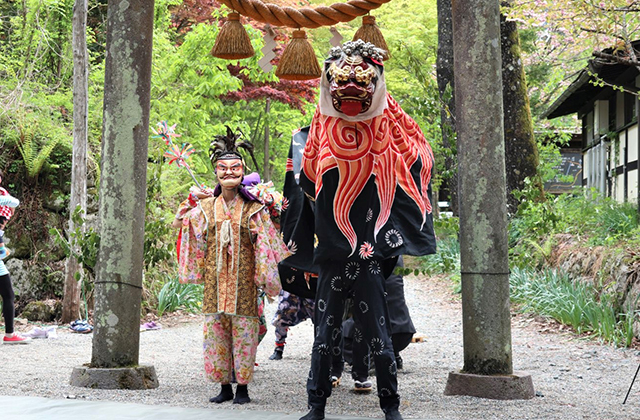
top-left (328, 62), bottom-right (350, 82)
top-left (354, 66), bottom-right (376, 85)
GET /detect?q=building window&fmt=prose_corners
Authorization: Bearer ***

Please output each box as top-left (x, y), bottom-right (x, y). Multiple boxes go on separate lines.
top-left (583, 112), bottom-right (594, 147)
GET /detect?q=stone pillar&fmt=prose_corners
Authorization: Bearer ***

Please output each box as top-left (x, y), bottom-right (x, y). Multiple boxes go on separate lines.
top-left (444, 0), bottom-right (533, 399)
top-left (70, 0), bottom-right (157, 389)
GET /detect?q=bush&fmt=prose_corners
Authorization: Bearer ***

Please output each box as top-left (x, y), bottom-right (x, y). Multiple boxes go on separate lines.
top-left (417, 236), bottom-right (460, 275)
top-left (433, 216), bottom-right (459, 239)
top-left (414, 236), bottom-right (461, 293)
top-left (509, 187), bottom-right (640, 267)
top-left (156, 275), bottom-right (203, 317)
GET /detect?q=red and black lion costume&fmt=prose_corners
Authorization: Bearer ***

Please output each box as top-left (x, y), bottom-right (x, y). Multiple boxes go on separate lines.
top-left (280, 40), bottom-right (436, 420)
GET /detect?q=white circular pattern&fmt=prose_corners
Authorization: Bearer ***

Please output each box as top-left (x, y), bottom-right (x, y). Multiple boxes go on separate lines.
top-left (362, 354), bottom-right (371, 368)
top-left (366, 208), bottom-right (373, 222)
top-left (370, 337), bottom-right (385, 355)
top-left (359, 301), bottom-right (369, 314)
top-left (308, 370), bottom-right (314, 380)
top-left (317, 343), bottom-right (330, 355)
top-left (389, 361), bottom-right (397, 376)
top-left (379, 316), bottom-right (385, 326)
top-left (287, 239), bottom-right (298, 254)
top-left (379, 388), bottom-right (392, 397)
top-left (353, 328), bottom-right (363, 343)
top-left (345, 261), bottom-right (361, 280)
top-left (327, 314), bottom-right (335, 326)
top-left (332, 346), bottom-right (342, 356)
top-left (384, 229), bottom-right (404, 248)
top-left (369, 260), bottom-right (381, 274)
top-left (316, 389), bottom-right (325, 397)
top-left (317, 299), bottom-right (327, 312)
top-left (332, 327), bottom-right (341, 340)
top-left (330, 276), bottom-right (343, 292)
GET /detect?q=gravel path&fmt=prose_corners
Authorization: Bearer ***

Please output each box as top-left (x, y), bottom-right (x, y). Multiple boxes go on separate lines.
top-left (2, 274), bottom-right (640, 419)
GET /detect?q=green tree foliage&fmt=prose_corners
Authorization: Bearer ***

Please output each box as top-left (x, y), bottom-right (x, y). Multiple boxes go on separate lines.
top-left (0, 0), bottom-right (106, 257)
top-left (0, 0), bottom-right (74, 85)
top-left (509, 1), bottom-right (640, 129)
top-left (150, 4), bottom-right (318, 191)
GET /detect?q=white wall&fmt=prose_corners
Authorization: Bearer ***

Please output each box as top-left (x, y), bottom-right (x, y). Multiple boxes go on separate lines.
top-left (580, 91), bottom-right (639, 204)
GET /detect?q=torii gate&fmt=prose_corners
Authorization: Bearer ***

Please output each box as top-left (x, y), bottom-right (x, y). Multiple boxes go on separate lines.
top-left (71, 0), bottom-right (533, 399)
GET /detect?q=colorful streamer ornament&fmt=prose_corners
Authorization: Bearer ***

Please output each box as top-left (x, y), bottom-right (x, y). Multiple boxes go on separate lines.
top-left (151, 121), bottom-right (181, 145)
top-left (152, 121), bottom-right (205, 189)
top-left (163, 143), bottom-right (195, 167)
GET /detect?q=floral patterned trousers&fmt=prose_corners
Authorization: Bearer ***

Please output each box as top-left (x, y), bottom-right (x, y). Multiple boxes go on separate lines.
top-left (203, 313), bottom-right (259, 385)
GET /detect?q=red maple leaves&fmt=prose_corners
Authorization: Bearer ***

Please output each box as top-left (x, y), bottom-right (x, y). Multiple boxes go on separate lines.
top-left (222, 65), bottom-right (318, 113)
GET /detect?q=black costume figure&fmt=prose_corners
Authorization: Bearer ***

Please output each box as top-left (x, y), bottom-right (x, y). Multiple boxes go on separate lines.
top-left (280, 41), bottom-right (436, 420)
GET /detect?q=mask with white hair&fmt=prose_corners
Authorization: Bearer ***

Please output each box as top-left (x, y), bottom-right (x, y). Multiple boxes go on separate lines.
top-left (319, 40), bottom-right (388, 121)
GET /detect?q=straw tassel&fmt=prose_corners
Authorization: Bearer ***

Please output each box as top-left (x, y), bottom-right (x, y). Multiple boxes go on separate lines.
top-left (353, 16), bottom-right (389, 60)
top-left (211, 12), bottom-right (255, 60)
top-left (275, 30), bottom-right (321, 81)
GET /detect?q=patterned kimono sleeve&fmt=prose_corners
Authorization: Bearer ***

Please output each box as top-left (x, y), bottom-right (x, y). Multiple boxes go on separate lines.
top-left (175, 198), bottom-right (193, 221)
top-left (177, 202), bottom-right (208, 285)
top-left (250, 208), bottom-right (292, 297)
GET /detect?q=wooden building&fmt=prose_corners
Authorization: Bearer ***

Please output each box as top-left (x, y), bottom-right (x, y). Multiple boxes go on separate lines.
top-left (542, 49), bottom-right (639, 210)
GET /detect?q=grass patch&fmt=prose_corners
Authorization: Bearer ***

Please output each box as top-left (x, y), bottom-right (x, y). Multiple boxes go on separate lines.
top-left (510, 267), bottom-right (637, 347)
top-left (412, 236), bottom-right (638, 348)
top-left (413, 209), bottom-right (639, 348)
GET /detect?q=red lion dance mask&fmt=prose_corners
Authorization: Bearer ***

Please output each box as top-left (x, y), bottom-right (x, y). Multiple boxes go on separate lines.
top-left (298, 40), bottom-right (436, 262)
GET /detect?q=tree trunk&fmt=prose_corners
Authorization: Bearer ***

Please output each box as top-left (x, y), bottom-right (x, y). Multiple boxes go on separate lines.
top-left (500, 8), bottom-right (542, 214)
top-left (263, 98), bottom-right (271, 181)
top-left (452, 0), bottom-right (513, 375)
top-left (436, 0), bottom-right (458, 216)
top-left (91, 0), bottom-right (154, 368)
top-left (61, 0), bottom-right (88, 324)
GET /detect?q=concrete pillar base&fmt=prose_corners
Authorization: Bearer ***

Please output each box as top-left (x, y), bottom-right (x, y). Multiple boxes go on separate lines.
top-left (444, 370), bottom-right (534, 400)
top-left (70, 364), bottom-right (159, 390)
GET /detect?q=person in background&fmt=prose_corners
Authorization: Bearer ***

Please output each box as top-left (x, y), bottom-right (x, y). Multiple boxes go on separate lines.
top-left (0, 170), bottom-right (28, 344)
top-left (268, 266), bottom-right (316, 361)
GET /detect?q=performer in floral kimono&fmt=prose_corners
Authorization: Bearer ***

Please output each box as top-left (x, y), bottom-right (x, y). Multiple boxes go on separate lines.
top-left (281, 41), bottom-right (436, 420)
top-left (172, 129), bottom-right (290, 405)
